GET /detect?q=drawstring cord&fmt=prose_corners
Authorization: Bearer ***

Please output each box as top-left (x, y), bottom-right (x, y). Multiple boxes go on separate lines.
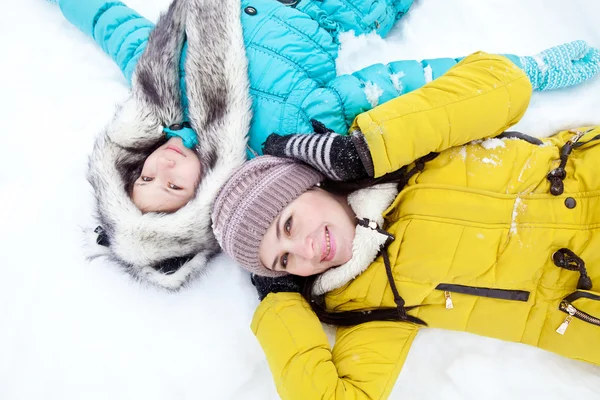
top-left (378, 152), bottom-right (441, 321)
top-left (552, 248), bottom-right (593, 290)
top-left (398, 152), bottom-right (439, 190)
top-left (344, 152), bottom-right (442, 326)
top-left (547, 129), bottom-right (590, 196)
top-left (357, 218), bottom-right (425, 325)
top-left (381, 247), bottom-right (407, 320)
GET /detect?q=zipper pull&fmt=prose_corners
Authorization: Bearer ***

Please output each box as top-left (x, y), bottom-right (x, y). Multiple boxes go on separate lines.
top-left (444, 291), bottom-right (454, 309)
top-left (556, 315), bottom-right (572, 335)
top-left (556, 303), bottom-right (577, 335)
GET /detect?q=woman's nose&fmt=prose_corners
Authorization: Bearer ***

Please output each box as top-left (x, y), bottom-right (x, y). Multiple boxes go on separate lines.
top-left (292, 236), bottom-right (316, 261)
top-left (157, 156), bottom-right (176, 169)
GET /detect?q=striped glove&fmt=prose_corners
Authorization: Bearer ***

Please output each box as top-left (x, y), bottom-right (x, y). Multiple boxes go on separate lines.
top-left (521, 40), bottom-right (600, 91)
top-left (262, 120), bottom-right (374, 181)
top-left (251, 274), bottom-right (306, 301)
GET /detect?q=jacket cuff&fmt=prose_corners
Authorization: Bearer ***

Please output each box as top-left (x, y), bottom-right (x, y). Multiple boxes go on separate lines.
top-left (350, 129), bottom-right (375, 177)
top-left (59, 0), bottom-right (125, 38)
top-left (251, 292), bottom-right (330, 365)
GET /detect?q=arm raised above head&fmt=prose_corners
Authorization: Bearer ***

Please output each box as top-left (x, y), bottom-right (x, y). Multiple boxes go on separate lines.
top-left (353, 52), bottom-right (533, 177)
top-left (56, 0), bottom-right (154, 85)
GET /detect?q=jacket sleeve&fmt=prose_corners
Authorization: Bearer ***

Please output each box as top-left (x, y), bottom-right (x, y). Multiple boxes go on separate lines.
top-left (301, 55), bottom-right (471, 134)
top-left (58, 0), bottom-right (154, 85)
top-left (251, 292), bottom-right (419, 400)
top-left (350, 52), bottom-right (532, 178)
top-left (242, 0), bottom-right (415, 155)
top-left (301, 53), bottom-right (525, 135)
top-left (296, 0), bottom-right (413, 39)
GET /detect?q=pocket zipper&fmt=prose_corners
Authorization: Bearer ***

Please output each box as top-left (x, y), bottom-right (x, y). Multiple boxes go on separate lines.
top-left (444, 291), bottom-right (454, 309)
top-left (435, 284), bottom-right (530, 310)
top-left (556, 301), bottom-right (600, 335)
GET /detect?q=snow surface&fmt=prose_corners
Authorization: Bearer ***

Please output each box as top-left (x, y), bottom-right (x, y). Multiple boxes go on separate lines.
top-left (1, 0), bottom-right (600, 399)
top-left (481, 138), bottom-right (506, 150)
top-left (364, 81), bottom-right (384, 107)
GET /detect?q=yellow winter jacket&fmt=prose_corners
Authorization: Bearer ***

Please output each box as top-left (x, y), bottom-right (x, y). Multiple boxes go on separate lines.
top-left (251, 52), bottom-right (600, 400)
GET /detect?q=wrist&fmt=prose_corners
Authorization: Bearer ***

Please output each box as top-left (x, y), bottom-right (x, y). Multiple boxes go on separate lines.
top-left (350, 130), bottom-right (374, 177)
top-left (520, 55), bottom-right (546, 90)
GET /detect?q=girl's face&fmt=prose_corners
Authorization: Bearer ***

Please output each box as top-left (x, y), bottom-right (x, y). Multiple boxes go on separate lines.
top-left (132, 137), bottom-right (201, 212)
top-left (259, 188), bottom-right (357, 276)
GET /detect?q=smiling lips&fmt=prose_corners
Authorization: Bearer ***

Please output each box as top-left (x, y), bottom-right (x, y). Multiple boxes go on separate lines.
top-left (321, 227), bottom-right (335, 262)
top-left (166, 145), bottom-right (185, 156)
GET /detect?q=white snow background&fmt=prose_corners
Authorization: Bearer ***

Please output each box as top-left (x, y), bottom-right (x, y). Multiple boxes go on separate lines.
top-left (1, 0), bottom-right (600, 399)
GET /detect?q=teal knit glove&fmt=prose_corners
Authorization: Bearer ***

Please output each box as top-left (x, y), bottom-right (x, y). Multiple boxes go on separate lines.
top-left (521, 40), bottom-right (600, 91)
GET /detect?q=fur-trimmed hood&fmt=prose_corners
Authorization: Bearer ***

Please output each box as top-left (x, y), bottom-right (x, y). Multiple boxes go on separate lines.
top-left (313, 183), bottom-right (399, 295)
top-left (87, 0), bottom-right (251, 290)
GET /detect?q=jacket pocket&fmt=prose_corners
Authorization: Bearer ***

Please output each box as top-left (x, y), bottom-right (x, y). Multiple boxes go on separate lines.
top-left (555, 290), bottom-right (600, 335)
top-left (435, 283), bottom-right (530, 309)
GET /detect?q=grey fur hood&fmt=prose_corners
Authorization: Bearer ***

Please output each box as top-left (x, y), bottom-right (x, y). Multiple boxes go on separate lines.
top-left (87, 0), bottom-right (251, 290)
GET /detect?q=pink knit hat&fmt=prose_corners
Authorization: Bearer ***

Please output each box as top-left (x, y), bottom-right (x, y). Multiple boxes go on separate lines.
top-left (211, 156), bottom-right (323, 277)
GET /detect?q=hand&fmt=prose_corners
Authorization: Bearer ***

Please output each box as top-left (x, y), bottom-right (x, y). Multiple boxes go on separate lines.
top-left (262, 120), bottom-right (373, 181)
top-left (521, 40), bottom-right (600, 91)
top-left (251, 274), bottom-right (306, 301)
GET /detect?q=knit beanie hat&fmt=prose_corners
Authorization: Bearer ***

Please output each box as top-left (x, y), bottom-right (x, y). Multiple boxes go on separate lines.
top-left (212, 156), bottom-right (323, 277)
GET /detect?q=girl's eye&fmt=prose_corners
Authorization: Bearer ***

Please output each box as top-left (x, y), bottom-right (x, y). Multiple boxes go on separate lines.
top-left (169, 183), bottom-right (183, 190)
top-left (284, 216), bottom-right (292, 235)
top-left (280, 253), bottom-right (288, 269)
top-left (141, 176), bottom-right (154, 182)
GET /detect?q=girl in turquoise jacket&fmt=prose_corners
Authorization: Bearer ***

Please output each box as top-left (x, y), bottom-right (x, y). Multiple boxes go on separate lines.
top-left (46, 0), bottom-right (600, 290)
top-left (52, 0), bottom-right (597, 151)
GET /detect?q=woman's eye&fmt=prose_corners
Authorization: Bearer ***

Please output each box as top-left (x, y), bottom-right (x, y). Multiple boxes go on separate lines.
top-left (169, 183), bottom-right (183, 190)
top-left (284, 216), bottom-right (292, 235)
top-left (141, 176), bottom-right (154, 182)
top-left (280, 253), bottom-right (288, 269)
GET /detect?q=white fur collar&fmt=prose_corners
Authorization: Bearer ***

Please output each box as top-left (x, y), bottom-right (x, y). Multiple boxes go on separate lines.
top-left (313, 183), bottom-right (398, 295)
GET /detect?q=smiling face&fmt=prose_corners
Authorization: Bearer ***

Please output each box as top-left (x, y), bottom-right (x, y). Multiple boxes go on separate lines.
top-left (259, 188), bottom-right (357, 277)
top-left (132, 137), bottom-right (201, 213)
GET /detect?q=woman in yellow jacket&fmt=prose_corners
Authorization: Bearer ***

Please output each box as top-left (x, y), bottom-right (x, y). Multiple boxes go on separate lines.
top-left (211, 52), bottom-right (600, 399)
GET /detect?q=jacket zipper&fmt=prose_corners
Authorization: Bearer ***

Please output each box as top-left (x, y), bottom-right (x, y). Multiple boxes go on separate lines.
top-left (436, 283), bottom-right (530, 310)
top-left (556, 300), bottom-right (600, 335)
top-left (444, 291), bottom-right (454, 309)
top-left (444, 290), bottom-right (454, 310)
top-left (572, 127), bottom-right (600, 149)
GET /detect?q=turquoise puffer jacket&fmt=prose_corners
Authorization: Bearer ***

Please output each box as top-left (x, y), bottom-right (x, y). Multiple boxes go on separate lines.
top-left (57, 0), bottom-right (521, 154)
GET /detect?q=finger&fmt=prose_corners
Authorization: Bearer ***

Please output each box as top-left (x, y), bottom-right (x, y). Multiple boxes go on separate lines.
top-left (582, 46), bottom-right (600, 64)
top-left (572, 63), bottom-right (600, 84)
top-left (546, 63), bottom-right (598, 91)
top-left (561, 40), bottom-right (589, 60)
top-left (262, 133), bottom-right (290, 155)
top-left (311, 119), bottom-right (336, 134)
top-left (541, 41), bottom-right (588, 68)
top-left (573, 48), bottom-right (600, 77)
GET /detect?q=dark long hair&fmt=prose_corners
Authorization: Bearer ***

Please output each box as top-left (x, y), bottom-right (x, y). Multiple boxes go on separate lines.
top-left (320, 165), bottom-right (409, 196)
top-left (299, 164), bottom-right (428, 327)
top-left (116, 137), bottom-right (167, 196)
top-left (300, 275), bottom-right (426, 327)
